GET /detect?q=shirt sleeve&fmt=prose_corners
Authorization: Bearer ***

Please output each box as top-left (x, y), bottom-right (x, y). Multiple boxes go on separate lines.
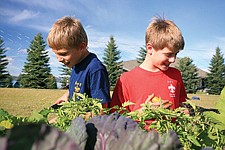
top-left (179, 78), bottom-right (187, 104)
top-left (90, 69), bottom-right (111, 104)
top-left (177, 69), bottom-right (187, 105)
top-left (110, 76), bottom-right (128, 109)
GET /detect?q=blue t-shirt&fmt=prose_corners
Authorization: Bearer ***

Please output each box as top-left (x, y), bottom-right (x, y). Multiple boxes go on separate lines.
top-left (69, 53), bottom-right (110, 104)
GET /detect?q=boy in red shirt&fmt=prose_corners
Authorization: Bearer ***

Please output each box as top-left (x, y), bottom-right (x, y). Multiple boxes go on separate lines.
top-left (110, 16), bottom-right (187, 113)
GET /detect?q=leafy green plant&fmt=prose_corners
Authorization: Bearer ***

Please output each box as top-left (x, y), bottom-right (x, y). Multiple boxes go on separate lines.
top-left (204, 86), bottom-right (225, 130)
top-left (0, 114), bottom-right (182, 150)
top-left (1, 90), bottom-right (225, 149)
top-left (49, 93), bottom-right (104, 131)
top-left (124, 101), bottom-right (225, 149)
top-left (0, 107), bottom-right (51, 135)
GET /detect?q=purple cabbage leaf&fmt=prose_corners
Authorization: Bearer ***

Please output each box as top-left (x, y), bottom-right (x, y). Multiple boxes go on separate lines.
top-left (0, 124), bottom-right (80, 150)
top-left (66, 117), bottom-right (88, 150)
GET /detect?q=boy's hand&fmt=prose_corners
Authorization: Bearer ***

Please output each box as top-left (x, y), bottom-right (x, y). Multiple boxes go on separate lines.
top-left (145, 93), bottom-right (155, 103)
top-left (145, 94), bottom-right (172, 109)
top-left (55, 99), bottom-right (65, 104)
top-left (137, 94), bottom-right (173, 116)
top-left (51, 99), bottom-right (67, 109)
top-left (151, 100), bottom-right (172, 109)
top-left (54, 91), bottom-right (69, 104)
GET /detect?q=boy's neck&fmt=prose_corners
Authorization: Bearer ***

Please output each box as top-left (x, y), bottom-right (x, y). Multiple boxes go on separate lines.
top-left (139, 60), bottom-right (160, 72)
top-left (81, 49), bottom-right (90, 60)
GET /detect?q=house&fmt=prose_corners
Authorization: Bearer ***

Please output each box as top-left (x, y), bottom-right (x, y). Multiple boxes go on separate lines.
top-left (122, 58), bottom-right (208, 90)
top-left (12, 80), bottom-right (20, 88)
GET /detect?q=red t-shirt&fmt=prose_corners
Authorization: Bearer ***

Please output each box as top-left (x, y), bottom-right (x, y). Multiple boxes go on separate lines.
top-left (111, 66), bottom-right (187, 111)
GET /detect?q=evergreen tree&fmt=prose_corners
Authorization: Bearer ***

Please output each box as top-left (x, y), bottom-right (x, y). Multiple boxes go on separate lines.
top-left (176, 57), bottom-right (199, 93)
top-left (0, 37), bottom-right (12, 87)
top-left (103, 36), bottom-right (123, 90)
top-left (206, 47), bottom-right (225, 95)
top-left (59, 64), bottom-right (71, 89)
top-left (47, 74), bottom-right (57, 89)
top-left (20, 33), bottom-right (54, 89)
top-left (136, 46), bottom-right (146, 64)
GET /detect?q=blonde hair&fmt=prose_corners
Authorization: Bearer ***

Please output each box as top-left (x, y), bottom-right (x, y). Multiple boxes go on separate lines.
top-left (145, 16), bottom-right (184, 51)
top-left (47, 16), bottom-right (88, 50)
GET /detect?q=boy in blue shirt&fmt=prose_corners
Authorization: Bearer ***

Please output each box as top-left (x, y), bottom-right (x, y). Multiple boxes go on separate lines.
top-left (47, 16), bottom-right (110, 108)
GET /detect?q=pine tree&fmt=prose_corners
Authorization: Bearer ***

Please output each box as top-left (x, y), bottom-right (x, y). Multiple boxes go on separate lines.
top-left (136, 46), bottom-right (146, 64)
top-left (0, 37), bottom-right (12, 87)
top-left (59, 64), bottom-right (71, 89)
top-left (176, 57), bottom-right (199, 93)
top-left (47, 74), bottom-right (57, 89)
top-left (20, 33), bottom-right (55, 89)
top-left (103, 36), bottom-right (123, 90)
top-left (206, 47), bottom-right (225, 95)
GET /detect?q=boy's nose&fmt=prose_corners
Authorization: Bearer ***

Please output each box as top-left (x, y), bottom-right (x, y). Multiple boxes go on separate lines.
top-left (169, 57), bottom-right (176, 63)
top-left (58, 56), bottom-right (63, 62)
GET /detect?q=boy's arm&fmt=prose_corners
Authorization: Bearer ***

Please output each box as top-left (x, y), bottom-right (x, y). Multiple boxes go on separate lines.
top-left (102, 102), bottom-right (109, 108)
top-left (90, 70), bottom-right (111, 104)
top-left (110, 79), bottom-right (123, 108)
top-left (179, 71), bottom-right (187, 105)
top-left (55, 90), bottom-right (69, 104)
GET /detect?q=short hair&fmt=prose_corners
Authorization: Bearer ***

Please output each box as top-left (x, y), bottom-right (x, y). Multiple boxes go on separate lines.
top-left (47, 16), bottom-right (88, 49)
top-left (145, 16), bottom-right (184, 51)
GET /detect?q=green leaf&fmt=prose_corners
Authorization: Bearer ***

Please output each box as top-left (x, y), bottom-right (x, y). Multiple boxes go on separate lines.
top-left (215, 86), bottom-right (225, 112)
top-left (187, 135), bottom-right (201, 147)
top-left (27, 111), bottom-right (47, 123)
top-left (204, 86), bottom-right (225, 130)
top-left (122, 101), bottom-right (135, 107)
top-left (0, 120), bottom-right (13, 129)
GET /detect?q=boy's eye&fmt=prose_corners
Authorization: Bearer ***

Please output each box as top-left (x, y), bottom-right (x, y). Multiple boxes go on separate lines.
top-left (165, 53), bottom-right (173, 57)
top-left (165, 52), bottom-right (178, 58)
top-left (59, 52), bottom-right (67, 56)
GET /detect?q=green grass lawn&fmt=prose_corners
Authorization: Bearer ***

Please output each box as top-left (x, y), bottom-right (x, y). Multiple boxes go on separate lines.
top-left (188, 93), bottom-right (219, 108)
top-left (0, 88), bottom-right (67, 117)
top-left (0, 88), bottom-right (220, 117)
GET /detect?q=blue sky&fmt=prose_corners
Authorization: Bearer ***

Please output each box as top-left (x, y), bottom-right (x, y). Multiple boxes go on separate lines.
top-left (1, 0), bottom-right (225, 78)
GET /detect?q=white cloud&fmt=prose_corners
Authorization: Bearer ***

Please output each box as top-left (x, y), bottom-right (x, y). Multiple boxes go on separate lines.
top-left (0, 7), bottom-right (15, 17)
top-left (5, 47), bottom-right (12, 51)
top-left (47, 48), bottom-right (62, 77)
top-left (6, 56), bottom-right (13, 64)
top-left (26, 24), bottom-right (51, 33)
top-left (47, 49), bottom-right (60, 67)
top-left (86, 25), bottom-right (144, 61)
top-left (5, 55), bottom-right (24, 76)
top-left (7, 65), bottom-right (22, 76)
top-left (216, 36), bottom-right (225, 42)
top-left (178, 37), bottom-right (225, 71)
top-left (17, 48), bottom-right (27, 54)
top-left (11, 0), bottom-right (74, 11)
top-left (9, 9), bottom-right (39, 23)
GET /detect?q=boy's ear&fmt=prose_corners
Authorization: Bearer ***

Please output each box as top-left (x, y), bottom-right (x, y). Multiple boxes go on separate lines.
top-left (146, 42), bottom-right (153, 54)
top-left (80, 42), bottom-right (87, 50)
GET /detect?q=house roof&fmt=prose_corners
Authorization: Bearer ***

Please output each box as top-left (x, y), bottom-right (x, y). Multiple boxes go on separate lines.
top-left (122, 59), bottom-right (208, 78)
